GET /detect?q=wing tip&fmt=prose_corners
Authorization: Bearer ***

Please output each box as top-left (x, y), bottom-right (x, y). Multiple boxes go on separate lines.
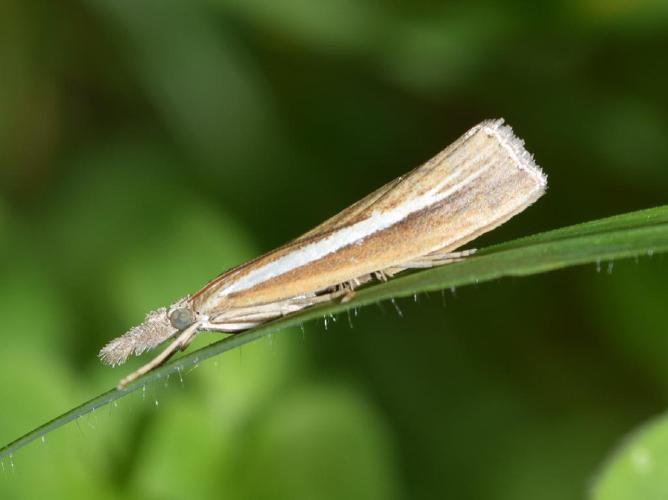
top-left (478, 118), bottom-right (548, 193)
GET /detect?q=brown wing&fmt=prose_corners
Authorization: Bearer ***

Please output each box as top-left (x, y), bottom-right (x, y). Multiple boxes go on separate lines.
top-left (292, 144), bottom-right (457, 242)
top-left (192, 119), bottom-right (546, 312)
top-left (189, 153), bottom-right (440, 305)
top-left (292, 176), bottom-right (404, 243)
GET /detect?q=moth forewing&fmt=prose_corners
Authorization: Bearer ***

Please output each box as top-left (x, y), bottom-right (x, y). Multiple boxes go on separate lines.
top-left (192, 119), bottom-right (545, 312)
top-left (100, 118), bottom-right (547, 389)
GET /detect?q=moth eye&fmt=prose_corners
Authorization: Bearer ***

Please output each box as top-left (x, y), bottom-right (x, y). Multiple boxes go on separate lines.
top-left (169, 308), bottom-right (195, 330)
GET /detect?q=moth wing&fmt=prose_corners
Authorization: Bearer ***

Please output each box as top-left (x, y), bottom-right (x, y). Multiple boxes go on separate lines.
top-left (191, 119), bottom-right (546, 310)
top-left (292, 178), bottom-right (400, 242)
top-left (190, 168), bottom-right (426, 303)
top-left (292, 158), bottom-right (440, 242)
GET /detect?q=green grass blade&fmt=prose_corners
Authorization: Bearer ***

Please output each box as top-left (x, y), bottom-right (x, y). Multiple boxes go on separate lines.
top-left (2, 205), bottom-right (668, 459)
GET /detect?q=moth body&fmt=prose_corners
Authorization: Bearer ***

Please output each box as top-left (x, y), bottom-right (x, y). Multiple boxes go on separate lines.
top-left (99, 118), bottom-right (547, 388)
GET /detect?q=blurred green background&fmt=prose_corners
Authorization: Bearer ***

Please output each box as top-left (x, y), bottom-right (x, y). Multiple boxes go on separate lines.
top-left (1, 1), bottom-right (668, 499)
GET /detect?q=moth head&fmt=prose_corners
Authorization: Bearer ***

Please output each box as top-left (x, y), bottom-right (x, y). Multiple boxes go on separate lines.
top-left (99, 298), bottom-right (190, 366)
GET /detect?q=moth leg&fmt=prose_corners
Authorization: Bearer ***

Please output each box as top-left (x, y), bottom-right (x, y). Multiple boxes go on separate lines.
top-left (389, 248), bottom-right (477, 271)
top-left (117, 322), bottom-right (201, 390)
top-left (209, 284), bottom-right (362, 332)
top-left (293, 283), bottom-right (358, 306)
top-left (337, 280), bottom-right (358, 303)
top-left (425, 247), bottom-right (476, 264)
top-left (374, 270), bottom-right (390, 282)
top-left (203, 321), bottom-right (263, 332)
top-left (210, 297), bottom-right (318, 327)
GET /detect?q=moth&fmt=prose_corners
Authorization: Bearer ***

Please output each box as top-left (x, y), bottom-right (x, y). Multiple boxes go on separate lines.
top-left (100, 119), bottom-right (547, 389)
